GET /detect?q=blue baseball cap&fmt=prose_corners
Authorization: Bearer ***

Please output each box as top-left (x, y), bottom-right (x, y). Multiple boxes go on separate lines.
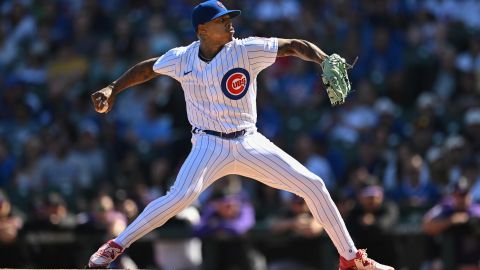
top-left (192, 1), bottom-right (241, 31)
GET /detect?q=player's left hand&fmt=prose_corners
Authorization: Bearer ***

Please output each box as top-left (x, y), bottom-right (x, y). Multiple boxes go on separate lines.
top-left (320, 54), bottom-right (357, 106)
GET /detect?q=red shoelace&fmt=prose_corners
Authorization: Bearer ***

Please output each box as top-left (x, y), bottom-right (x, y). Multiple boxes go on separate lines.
top-left (357, 249), bottom-right (374, 267)
top-left (98, 245), bottom-right (122, 260)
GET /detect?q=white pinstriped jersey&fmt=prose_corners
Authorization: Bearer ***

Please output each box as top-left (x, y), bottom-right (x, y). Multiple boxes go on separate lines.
top-left (153, 37), bottom-right (278, 133)
top-left (116, 37), bottom-right (359, 259)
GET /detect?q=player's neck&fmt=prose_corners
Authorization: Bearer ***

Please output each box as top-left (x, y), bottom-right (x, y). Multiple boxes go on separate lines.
top-left (199, 39), bottom-right (230, 60)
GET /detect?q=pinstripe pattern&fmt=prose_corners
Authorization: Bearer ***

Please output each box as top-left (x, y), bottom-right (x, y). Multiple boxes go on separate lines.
top-left (152, 37), bottom-right (277, 133)
top-left (115, 133), bottom-right (235, 247)
top-left (234, 132), bottom-right (356, 255)
top-left (115, 36), bottom-right (358, 260)
top-left (115, 131), bottom-right (357, 259)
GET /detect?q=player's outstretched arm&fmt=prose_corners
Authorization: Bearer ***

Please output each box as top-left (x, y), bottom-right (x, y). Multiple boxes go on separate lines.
top-left (91, 57), bottom-right (160, 113)
top-left (277, 38), bottom-right (327, 64)
top-left (277, 38), bottom-right (355, 106)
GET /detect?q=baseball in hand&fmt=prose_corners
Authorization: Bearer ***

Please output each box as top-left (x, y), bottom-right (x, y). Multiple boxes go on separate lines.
top-left (95, 96), bottom-right (109, 113)
top-left (97, 101), bottom-right (109, 113)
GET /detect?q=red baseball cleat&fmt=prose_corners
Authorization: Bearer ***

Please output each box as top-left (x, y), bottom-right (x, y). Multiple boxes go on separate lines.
top-left (339, 249), bottom-right (394, 270)
top-left (87, 240), bottom-right (124, 269)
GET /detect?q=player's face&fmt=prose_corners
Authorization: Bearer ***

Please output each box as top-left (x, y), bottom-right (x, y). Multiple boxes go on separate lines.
top-left (200, 14), bottom-right (234, 43)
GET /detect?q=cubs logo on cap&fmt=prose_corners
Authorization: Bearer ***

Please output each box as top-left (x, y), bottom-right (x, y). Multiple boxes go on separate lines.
top-left (216, 1), bottom-right (226, 9)
top-left (221, 68), bottom-right (250, 100)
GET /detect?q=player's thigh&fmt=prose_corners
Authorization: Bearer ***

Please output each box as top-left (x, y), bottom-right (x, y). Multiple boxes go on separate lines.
top-left (236, 132), bottom-right (325, 196)
top-left (170, 134), bottom-right (235, 200)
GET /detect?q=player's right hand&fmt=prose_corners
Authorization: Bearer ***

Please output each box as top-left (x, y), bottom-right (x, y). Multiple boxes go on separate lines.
top-left (91, 86), bottom-right (116, 113)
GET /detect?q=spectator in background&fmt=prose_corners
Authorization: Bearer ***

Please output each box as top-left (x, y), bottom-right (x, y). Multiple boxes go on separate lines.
top-left (266, 194), bottom-right (324, 270)
top-left (71, 120), bottom-right (106, 187)
top-left (13, 135), bottom-right (43, 202)
top-left (443, 135), bottom-right (468, 185)
top-left (360, 26), bottom-right (404, 94)
top-left (0, 189), bottom-right (24, 267)
top-left (195, 189), bottom-right (255, 237)
top-left (0, 1), bottom-right (36, 68)
top-left (77, 193), bottom-right (127, 236)
top-left (46, 43), bottom-right (88, 103)
top-left (432, 45), bottom-right (457, 103)
top-left (294, 133), bottom-right (336, 190)
top-left (14, 41), bottom-right (47, 86)
top-left (410, 116), bottom-right (436, 157)
top-left (414, 92), bottom-right (444, 138)
top-left (346, 184), bottom-right (399, 267)
top-left (0, 189), bottom-right (23, 243)
top-left (343, 166), bottom-right (376, 197)
top-left (147, 14), bottom-right (179, 55)
top-left (116, 195), bottom-right (139, 224)
top-left (89, 39), bottom-right (126, 88)
top-left (71, 10), bottom-right (96, 57)
top-left (330, 81), bottom-right (378, 146)
top-left (9, 102), bottom-right (40, 155)
top-left (129, 100), bottom-right (174, 152)
top-left (148, 157), bottom-right (173, 195)
top-left (256, 88), bottom-right (282, 140)
top-left (273, 60), bottom-right (317, 110)
top-left (35, 133), bottom-right (86, 197)
top-left (389, 154), bottom-right (440, 213)
top-left (373, 97), bottom-right (404, 141)
top-left (422, 179), bottom-right (480, 269)
top-left (195, 185), bottom-right (260, 270)
top-left (27, 192), bottom-right (76, 230)
top-left (1, 77), bottom-right (41, 156)
top-left (253, 184), bottom-right (283, 221)
top-left (77, 193), bottom-right (137, 269)
top-left (114, 83), bottom-right (154, 128)
top-left (112, 19), bottom-right (135, 58)
top-left (425, 146), bottom-right (449, 189)
top-left (355, 137), bottom-right (385, 181)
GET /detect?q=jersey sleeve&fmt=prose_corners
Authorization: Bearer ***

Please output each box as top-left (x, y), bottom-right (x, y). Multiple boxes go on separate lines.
top-left (152, 47), bottom-right (185, 79)
top-left (242, 37), bottom-right (278, 72)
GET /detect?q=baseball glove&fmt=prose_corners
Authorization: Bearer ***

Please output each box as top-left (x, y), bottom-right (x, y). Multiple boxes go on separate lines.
top-left (320, 54), bottom-right (356, 106)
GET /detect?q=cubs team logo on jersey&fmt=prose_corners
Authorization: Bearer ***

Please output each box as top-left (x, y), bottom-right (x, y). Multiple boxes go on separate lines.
top-left (221, 68), bottom-right (250, 100)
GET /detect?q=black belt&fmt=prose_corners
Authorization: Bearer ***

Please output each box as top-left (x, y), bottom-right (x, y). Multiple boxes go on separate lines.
top-left (192, 127), bottom-right (247, 139)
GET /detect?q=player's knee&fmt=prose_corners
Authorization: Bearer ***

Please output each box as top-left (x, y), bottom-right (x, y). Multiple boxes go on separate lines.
top-left (143, 188), bottom-right (200, 214)
top-left (296, 176), bottom-right (328, 197)
top-left (305, 175), bottom-right (326, 188)
top-left (171, 187), bottom-right (202, 205)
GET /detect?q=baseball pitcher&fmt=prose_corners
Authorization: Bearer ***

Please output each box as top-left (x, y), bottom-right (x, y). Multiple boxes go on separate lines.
top-left (87, 1), bottom-right (393, 269)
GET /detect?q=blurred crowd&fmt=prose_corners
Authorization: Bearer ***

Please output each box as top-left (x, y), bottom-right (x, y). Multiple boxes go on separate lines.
top-left (1, 0), bottom-right (480, 269)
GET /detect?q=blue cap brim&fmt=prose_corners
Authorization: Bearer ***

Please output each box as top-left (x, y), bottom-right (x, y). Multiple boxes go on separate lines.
top-left (211, 9), bottom-right (241, 22)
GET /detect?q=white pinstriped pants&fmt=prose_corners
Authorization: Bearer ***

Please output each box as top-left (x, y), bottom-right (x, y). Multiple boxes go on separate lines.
top-left (115, 130), bottom-right (357, 259)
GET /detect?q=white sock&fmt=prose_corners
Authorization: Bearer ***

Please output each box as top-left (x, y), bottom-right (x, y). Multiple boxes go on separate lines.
top-left (343, 247), bottom-right (358, 260)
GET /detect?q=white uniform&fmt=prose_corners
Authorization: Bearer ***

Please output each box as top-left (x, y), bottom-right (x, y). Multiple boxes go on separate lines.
top-left (115, 37), bottom-right (357, 259)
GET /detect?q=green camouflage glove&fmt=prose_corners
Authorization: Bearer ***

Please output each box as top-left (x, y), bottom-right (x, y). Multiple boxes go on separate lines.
top-left (320, 54), bottom-right (355, 106)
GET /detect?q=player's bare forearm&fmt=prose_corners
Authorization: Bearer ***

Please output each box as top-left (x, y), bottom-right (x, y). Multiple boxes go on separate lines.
top-left (277, 38), bottom-right (327, 64)
top-left (109, 57), bottom-right (160, 95)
